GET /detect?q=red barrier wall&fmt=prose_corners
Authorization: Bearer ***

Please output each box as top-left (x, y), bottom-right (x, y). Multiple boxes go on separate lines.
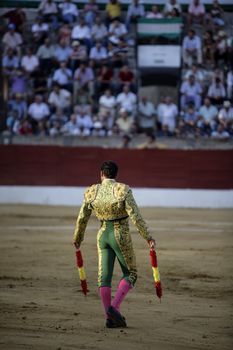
top-left (0, 145), bottom-right (233, 189)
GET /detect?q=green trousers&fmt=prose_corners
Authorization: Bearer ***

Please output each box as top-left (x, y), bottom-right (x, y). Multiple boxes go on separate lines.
top-left (97, 221), bottom-right (137, 287)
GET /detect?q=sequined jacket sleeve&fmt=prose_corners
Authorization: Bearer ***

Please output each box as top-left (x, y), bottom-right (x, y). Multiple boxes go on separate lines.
top-left (73, 201), bottom-right (92, 246)
top-left (125, 189), bottom-right (152, 241)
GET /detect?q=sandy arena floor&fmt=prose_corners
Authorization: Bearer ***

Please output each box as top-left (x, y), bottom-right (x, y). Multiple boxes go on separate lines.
top-left (0, 205), bottom-right (232, 350)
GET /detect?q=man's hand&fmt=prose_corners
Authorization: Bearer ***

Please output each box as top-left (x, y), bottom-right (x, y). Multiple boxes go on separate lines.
top-left (73, 241), bottom-right (80, 250)
top-left (148, 239), bottom-right (156, 249)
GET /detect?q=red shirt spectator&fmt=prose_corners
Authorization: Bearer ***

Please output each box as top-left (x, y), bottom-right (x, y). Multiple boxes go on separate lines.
top-left (118, 65), bottom-right (134, 84)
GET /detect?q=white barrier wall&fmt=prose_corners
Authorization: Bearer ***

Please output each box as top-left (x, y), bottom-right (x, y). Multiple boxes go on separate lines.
top-left (0, 186), bottom-right (233, 208)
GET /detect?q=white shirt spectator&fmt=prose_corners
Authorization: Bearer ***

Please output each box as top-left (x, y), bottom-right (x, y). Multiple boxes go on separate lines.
top-left (32, 22), bottom-right (49, 36)
top-left (184, 68), bottom-right (204, 83)
top-left (180, 80), bottom-right (202, 96)
top-left (77, 113), bottom-right (93, 130)
top-left (182, 34), bottom-right (201, 51)
top-left (139, 99), bottom-right (156, 128)
top-left (99, 94), bottom-right (116, 109)
top-left (208, 83), bottom-right (226, 99)
top-left (126, 2), bottom-right (145, 22)
top-left (48, 88), bottom-right (71, 109)
top-left (71, 24), bottom-right (91, 40)
top-left (188, 1), bottom-right (205, 16)
top-left (163, 1), bottom-right (182, 15)
top-left (109, 21), bottom-right (127, 44)
top-left (218, 107), bottom-right (233, 122)
top-left (159, 102), bottom-right (178, 132)
top-left (53, 67), bottom-right (72, 85)
top-left (59, 1), bottom-right (78, 17)
top-left (21, 55), bottom-right (39, 73)
top-left (91, 23), bottom-right (108, 41)
top-left (90, 46), bottom-right (107, 61)
top-left (146, 6), bottom-right (163, 19)
top-left (116, 91), bottom-right (137, 113)
top-left (2, 31), bottom-right (23, 51)
top-left (28, 102), bottom-right (50, 121)
top-left (39, 0), bottom-right (58, 15)
top-left (199, 104), bottom-right (218, 122)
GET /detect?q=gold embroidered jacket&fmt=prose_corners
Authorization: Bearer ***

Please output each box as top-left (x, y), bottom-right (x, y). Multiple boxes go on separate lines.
top-left (73, 179), bottom-right (152, 246)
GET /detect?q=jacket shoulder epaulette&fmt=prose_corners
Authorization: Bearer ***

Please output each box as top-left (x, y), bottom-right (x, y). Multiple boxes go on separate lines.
top-left (84, 184), bottom-right (99, 203)
top-left (113, 182), bottom-right (130, 201)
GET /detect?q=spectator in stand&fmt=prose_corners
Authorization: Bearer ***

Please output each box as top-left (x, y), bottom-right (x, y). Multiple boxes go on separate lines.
top-left (70, 41), bottom-right (87, 72)
top-left (8, 93), bottom-right (27, 120)
top-left (138, 133), bottom-right (167, 149)
top-left (28, 94), bottom-right (50, 133)
top-left (31, 16), bottom-right (49, 45)
top-left (203, 30), bottom-right (215, 67)
top-left (98, 110), bottom-right (115, 134)
top-left (50, 107), bottom-right (68, 127)
top-left (182, 29), bottom-right (202, 67)
top-left (76, 110), bottom-right (93, 136)
top-left (2, 7), bottom-right (26, 33)
top-left (49, 120), bottom-right (62, 137)
top-left (163, 0), bottom-right (182, 17)
top-left (38, 0), bottom-right (58, 30)
top-left (188, 0), bottom-right (205, 26)
top-left (89, 41), bottom-right (108, 66)
top-left (59, 0), bottom-right (79, 24)
top-left (96, 64), bottom-right (114, 95)
top-left (73, 62), bottom-right (95, 102)
top-left (59, 23), bottom-right (71, 45)
top-left (126, 0), bottom-right (145, 28)
top-left (105, 0), bottom-right (121, 23)
top-left (184, 64), bottom-right (204, 85)
top-left (33, 71), bottom-right (48, 95)
top-left (209, 0), bottom-right (224, 28)
top-left (48, 83), bottom-right (71, 113)
top-left (146, 6), bottom-right (163, 19)
top-left (91, 16), bottom-right (108, 43)
top-left (21, 47), bottom-right (39, 76)
top-left (116, 85), bottom-right (137, 115)
top-left (227, 70), bottom-right (233, 100)
top-left (71, 17), bottom-right (91, 50)
top-left (198, 97), bottom-right (218, 135)
top-left (53, 61), bottom-right (72, 90)
top-left (108, 19), bottom-right (127, 46)
top-left (6, 109), bottom-right (19, 134)
top-left (179, 105), bottom-right (198, 136)
top-left (2, 23), bottom-right (23, 54)
top-left (180, 75), bottom-right (202, 110)
top-left (62, 113), bottom-right (80, 135)
top-left (37, 37), bottom-right (55, 74)
top-left (138, 96), bottom-right (156, 133)
top-left (10, 69), bottom-right (27, 95)
top-left (118, 64), bottom-right (135, 92)
top-left (218, 101), bottom-right (233, 130)
top-left (54, 39), bottom-right (72, 64)
top-left (2, 48), bottom-right (19, 76)
top-left (211, 124), bottom-right (230, 140)
top-left (214, 30), bottom-right (228, 67)
top-left (115, 109), bottom-right (134, 134)
top-left (83, 0), bottom-right (99, 27)
top-left (208, 77), bottom-right (226, 105)
top-left (159, 96), bottom-right (178, 135)
top-left (17, 119), bottom-right (33, 136)
top-left (108, 40), bottom-right (128, 67)
top-left (99, 89), bottom-right (116, 123)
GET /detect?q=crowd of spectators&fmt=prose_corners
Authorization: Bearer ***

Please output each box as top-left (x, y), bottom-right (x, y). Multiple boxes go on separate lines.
top-left (1, 0), bottom-right (233, 142)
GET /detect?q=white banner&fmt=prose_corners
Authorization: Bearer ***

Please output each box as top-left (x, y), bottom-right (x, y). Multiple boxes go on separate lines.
top-left (138, 45), bottom-right (181, 68)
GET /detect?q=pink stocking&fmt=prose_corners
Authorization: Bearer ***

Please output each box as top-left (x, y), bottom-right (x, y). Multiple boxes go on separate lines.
top-left (112, 279), bottom-right (132, 312)
top-left (99, 287), bottom-right (111, 318)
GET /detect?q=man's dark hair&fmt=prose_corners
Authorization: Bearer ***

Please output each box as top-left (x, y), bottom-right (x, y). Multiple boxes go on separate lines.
top-left (100, 161), bottom-right (118, 179)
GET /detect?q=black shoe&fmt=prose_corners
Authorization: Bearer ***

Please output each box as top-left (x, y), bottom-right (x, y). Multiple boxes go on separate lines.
top-left (106, 318), bottom-right (120, 328)
top-left (107, 306), bottom-right (127, 328)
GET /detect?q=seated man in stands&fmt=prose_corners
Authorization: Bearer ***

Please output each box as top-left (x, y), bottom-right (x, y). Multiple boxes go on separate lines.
top-left (38, 0), bottom-right (58, 30)
top-left (28, 94), bottom-right (50, 134)
top-left (146, 6), bottom-right (163, 19)
top-left (163, 0), bottom-right (182, 17)
top-left (37, 37), bottom-right (55, 75)
top-left (83, 0), bottom-right (99, 27)
top-left (105, 0), bottom-right (121, 23)
top-left (108, 19), bottom-right (127, 46)
top-left (95, 64), bottom-right (114, 96)
top-left (54, 39), bottom-right (72, 64)
top-left (218, 101), bottom-right (233, 132)
top-left (179, 104), bottom-right (198, 136)
top-left (116, 85), bottom-right (137, 116)
top-left (118, 64), bottom-right (135, 93)
top-left (182, 29), bottom-right (202, 67)
top-left (91, 16), bottom-right (108, 43)
top-left (2, 48), bottom-right (19, 76)
top-left (208, 77), bottom-right (226, 106)
top-left (89, 41), bottom-right (108, 66)
top-left (158, 96), bottom-right (178, 136)
top-left (138, 96), bottom-right (156, 134)
top-left (71, 17), bottom-right (91, 50)
top-left (53, 61), bottom-right (72, 91)
top-left (21, 47), bottom-right (39, 77)
top-left (58, 0), bottom-right (79, 24)
top-left (180, 75), bottom-right (202, 110)
top-left (99, 89), bottom-right (116, 123)
top-left (2, 23), bottom-right (23, 55)
top-left (62, 113), bottom-right (80, 135)
top-left (76, 110), bottom-right (94, 137)
top-left (211, 124), bottom-right (230, 140)
top-left (31, 16), bottom-right (49, 45)
top-left (73, 62), bottom-right (95, 103)
top-left (48, 83), bottom-right (71, 114)
top-left (115, 108), bottom-right (135, 134)
top-left (8, 93), bottom-right (27, 121)
top-left (70, 41), bottom-right (87, 72)
top-left (198, 97), bottom-right (218, 136)
top-left (126, 0), bottom-right (145, 28)
top-left (188, 0), bottom-right (206, 26)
